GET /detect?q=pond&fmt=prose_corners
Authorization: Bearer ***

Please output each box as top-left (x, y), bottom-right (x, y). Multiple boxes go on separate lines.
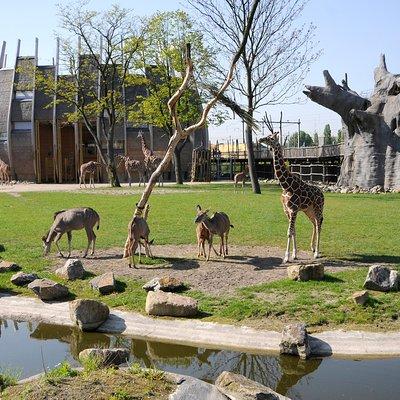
top-left (0, 319), bottom-right (399, 400)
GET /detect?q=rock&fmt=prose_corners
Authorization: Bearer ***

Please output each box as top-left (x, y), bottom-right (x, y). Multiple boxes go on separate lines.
top-left (363, 265), bottom-right (399, 292)
top-left (69, 299), bottom-right (109, 331)
top-left (10, 271), bottom-right (39, 286)
top-left (55, 259), bottom-right (85, 280)
top-left (169, 374), bottom-right (228, 400)
top-left (340, 187), bottom-right (350, 194)
top-left (370, 185), bottom-right (384, 194)
top-left (352, 290), bottom-right (370, 306)
top-left (280, 323), bottom-right (311, 360)
top-left (79, 347), bottom-right (129, 366)
top-left (0, 261), bottom-right (20, 273)
top-left (143, 276), bottom-right (185, 292)
top-left (287, 263), bottom-right (324, 281)
top-left (145, 291), bottom-right (198, 317)
top-left (90, 272), bottom-right (116, 295)
top-left (27, 279), bottom-right (69, 301)
top-left (215, 371), bottom-right (291, 400)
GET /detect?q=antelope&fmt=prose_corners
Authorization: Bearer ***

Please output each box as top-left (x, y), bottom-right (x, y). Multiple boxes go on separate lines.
top-left (116, 155), bottom-right (146, 187)
top-left (234, 165), bottom-right (248, 192)
top-left (194, 205), bottom-right (233, 261)
top-left (0, 159), bottom-right (10, 185)
top-left (123, 204), bottom-right (154, 268)
top-left (196, 220), bottom-right (219, 259)
top-left (42, 207), bottom-right (100, 258)
top-left (79, 161), bottom-right (102, 188)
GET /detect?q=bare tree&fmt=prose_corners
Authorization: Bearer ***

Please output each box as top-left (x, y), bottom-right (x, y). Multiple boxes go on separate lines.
top-left (188, 0), bottom-right (319, 194)
top-left (131, 0), bottom-right (261, 219)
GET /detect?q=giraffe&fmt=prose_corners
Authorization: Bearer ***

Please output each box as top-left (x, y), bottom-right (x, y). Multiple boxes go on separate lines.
top-left (117, 155), bottom-right (146, 187)
top-left (137, 131), bottom-right (163, 186)
top-left (0, 159), bottom-right (10, 185)
top-left (259, 133), bottom-right (324, 263)
top-left (234, 165), bottom-right (249, 192)
top-left (79, 161), bottom-right (102, 188)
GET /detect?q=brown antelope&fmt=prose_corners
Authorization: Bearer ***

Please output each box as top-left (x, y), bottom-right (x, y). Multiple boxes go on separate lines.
top-left (196, 221), bottom-right (219, 259)
top-left (116, 155), bottom-right (146, 187)
top-left (0, 159), bottom-right (10, 185)
top-left (42, 207), bottom-right (100, 258)
top-left (123, 204), bottom-right (154, 268)
top-left (79, 161), bottom-right (102, 188)
top-left (194, 205), bottom-right (233, 261)
top-left (234, 166), bottom-right (248, 192)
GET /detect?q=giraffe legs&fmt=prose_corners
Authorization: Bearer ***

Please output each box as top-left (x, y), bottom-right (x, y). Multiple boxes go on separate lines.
top-left (284, 211), bottom-right (297, 263)
top-left (314, 217), bottom-right (323, 259)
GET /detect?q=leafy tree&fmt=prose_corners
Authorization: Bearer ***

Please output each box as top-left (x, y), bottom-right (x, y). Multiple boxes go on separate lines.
top-left (337, 128), bottom-right (344, 143)
top-left (35, 3), bottom-right (142, 187)
top-left (313, 132), bottom-right (319, 146)
top-left (189, 0), bottom-right (319, 194)
top-left (129, 11), bottom-right (218, 184)
top-left (323, 124), bottom-right (333, 145)
top-left (288, 131), bottom-right (313, 147)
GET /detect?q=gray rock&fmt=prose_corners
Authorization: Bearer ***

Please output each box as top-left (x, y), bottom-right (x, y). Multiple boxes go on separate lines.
top-left (169, 374), bottom-right (228, 400)
top-left (10, 271), bottom-right (39, 286)
top-left (143, 276), bottom-right (185, 292)
top-left (280, 323), bottom-right (311, 360)
top-left (352, 290), bottom-right (370, 306)
top-left (69, 299), bottom-right (109, 331)
top-left (145, 291), bottom-right (198, 317)
top-left (27, 279), bottom-right (69, 301)
top-left (364, 265), bottom-right (399, 292)
top-left (215, 371), bottom-right (291, 400)
top-left (90, 272), bottom-right (115, 295)
top-left (0, 261), bottom-right (20, 273)
top-left (78, 348), bottom-right (129, 366)
top-left (287, 263), bottom-right (324, 281)
top-left (55, 259), bottom-right (85, 280)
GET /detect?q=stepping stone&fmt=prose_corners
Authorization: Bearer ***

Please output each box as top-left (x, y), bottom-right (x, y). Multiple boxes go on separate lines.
top-left (79, 348), bottom-right (129, 366)
top-left (90, 272), bottom-right (115, 295)
top-left (28, 278), bottom-right (69, 301)
top-left (287, 263), bottom-right (324, 281)
top-left (364, 265), bottom-right (399, 292)
top-left (10, 271), bottom-right (39, 286)
top-left (352, 290), bottom-right (370, 306)
top-left (279, 323), bottom-right (311, 360)
top-left (143, 276), bottom-right (185, 292)
top-left (55, 259), bottom-right (85, 280)
top-left (69, 299), bottom-right (109, 331)
top-left (145, 291), bottom-right (198, 317)
top-left (0, 261), bottom-right (20, 273)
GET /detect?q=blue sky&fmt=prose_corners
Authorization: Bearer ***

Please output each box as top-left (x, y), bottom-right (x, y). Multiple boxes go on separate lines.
top-left (0, 0), bottom-right (398, 143)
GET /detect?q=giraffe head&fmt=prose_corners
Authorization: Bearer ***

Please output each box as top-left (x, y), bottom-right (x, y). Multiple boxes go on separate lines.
top-left (259, 132), bottom-right (280, 149)
top-left (137, 131), bottom-right (144, 139)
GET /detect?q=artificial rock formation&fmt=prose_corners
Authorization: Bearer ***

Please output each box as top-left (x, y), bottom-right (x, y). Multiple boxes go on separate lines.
top-left (304, 55), bottom-right (400, 189)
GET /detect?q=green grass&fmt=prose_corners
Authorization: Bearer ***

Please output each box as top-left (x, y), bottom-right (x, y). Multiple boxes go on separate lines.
top-left (1, 184), bottom-right (400, 330)
top-left (43, 361), bottom-right (78, 384)
top-left (0, 368), bottom-right (20, 392)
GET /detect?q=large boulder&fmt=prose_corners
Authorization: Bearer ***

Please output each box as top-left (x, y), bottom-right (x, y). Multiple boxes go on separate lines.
top-left (215, 371), bottom-right (291, 400)
top-left (55, 259), bottom-right (85, 280)
top-left (0, 261), bottom-right (20, 273)
top-left (287, 263), bottom-right (324, 281)
top-left (10, 271), bottom-right (39, 286)
top-left (27, 279), bottom-right (69, 301)
top-left (279, 323), bottom-right (311, 360)
top-left (364, 265), bottom-right (399, 292)
top-left (143, 276), bottom-right (185, 292)
top-left (79, 348), bottom-right (129, 366)
top-left (90, 272), bottom-right (116, 295)
top-left (145, 291), bottom-right (198, 317)
top-left (69, 299), bottom-right (110, 331)
top-left (169, 374), bottom-right (228, 400)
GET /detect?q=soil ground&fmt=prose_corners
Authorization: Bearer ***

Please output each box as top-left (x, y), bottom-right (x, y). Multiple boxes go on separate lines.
top-left (52, 244), bottom-right (363, 295)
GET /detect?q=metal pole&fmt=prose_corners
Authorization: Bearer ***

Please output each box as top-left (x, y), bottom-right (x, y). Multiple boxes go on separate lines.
top-left (297, 118), bottom-right (301, 148)
top-left (32, 37), bottom-right (39, 182)
top-left (0, 41), bottom-right (6, 68)
top-left (52, 37), bottom-right (60, 182)
top-left (279, 111), bottom-right (283, 144)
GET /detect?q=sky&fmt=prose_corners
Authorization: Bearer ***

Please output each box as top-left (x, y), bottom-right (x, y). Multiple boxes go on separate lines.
top-left (0, 0), bottom-right (399, 143)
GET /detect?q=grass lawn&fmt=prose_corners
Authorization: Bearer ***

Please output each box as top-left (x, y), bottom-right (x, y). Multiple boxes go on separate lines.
top-left (0, 183), bottom-right (399, 331)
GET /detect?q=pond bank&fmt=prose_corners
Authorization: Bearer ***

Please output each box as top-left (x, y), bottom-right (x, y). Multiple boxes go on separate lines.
top-left (1, 294), bottom-right (400, 357)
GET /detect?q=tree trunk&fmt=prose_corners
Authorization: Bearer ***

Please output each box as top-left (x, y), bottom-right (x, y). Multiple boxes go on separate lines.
top-left (106, 132), bottom-right (121, 187)
top-left (173, 146), bottom-right (183, 184)
top-left (304, 62), bottom-right (400, 189)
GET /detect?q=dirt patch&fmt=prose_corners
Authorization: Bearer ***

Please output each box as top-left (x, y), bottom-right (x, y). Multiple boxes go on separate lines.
top-left (52, 244), bottom-right (363, 295)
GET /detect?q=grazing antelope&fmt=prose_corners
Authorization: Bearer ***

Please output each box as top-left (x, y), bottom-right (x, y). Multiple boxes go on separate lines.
top-left (42, 207), bottom-right (100, 258)
top-left (117, 155), bottom-right (146, 187)
top-left (0, 159), bottom-right (10, 185)
top-left (123, 204), bottom-right (154, 268)
top-left (194, 205), bottom-right (233, 261)
top-left (234, 166), bottom-right (248, 192)
top-left (79, 161), bottom-right (102, 188)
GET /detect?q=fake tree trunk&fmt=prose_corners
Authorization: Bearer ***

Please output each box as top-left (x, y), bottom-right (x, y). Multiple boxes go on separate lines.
top-left (304, 55), bottom-right (400, 189)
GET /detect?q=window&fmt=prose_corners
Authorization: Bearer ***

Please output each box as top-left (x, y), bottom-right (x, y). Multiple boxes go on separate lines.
top-left (13, 122), bottom-right (32, 131)
top-left (15, 91), bottom-right (33, 101)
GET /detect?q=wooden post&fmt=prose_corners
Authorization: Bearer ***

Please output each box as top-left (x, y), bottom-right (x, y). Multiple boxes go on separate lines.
top-left (96, 34), bottom-right (103, 182)
top-left (31, 37), bottom-right (39, 182)
top-left (52, 37), bottom-right (60, 182)
top-left (74, 37), bottom-right (81, 182)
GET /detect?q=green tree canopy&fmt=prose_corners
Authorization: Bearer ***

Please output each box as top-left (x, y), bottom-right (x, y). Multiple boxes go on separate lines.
top-left (323, 124), bottom-right (333, 145)
top-left (288, 130), bottom-right (313, 147)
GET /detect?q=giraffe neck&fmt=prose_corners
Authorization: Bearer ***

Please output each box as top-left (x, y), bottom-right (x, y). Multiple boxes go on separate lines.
top-left (271, 144), bottom-right (294, 191)
top-left (140, 136), bottom-right (152, 159)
